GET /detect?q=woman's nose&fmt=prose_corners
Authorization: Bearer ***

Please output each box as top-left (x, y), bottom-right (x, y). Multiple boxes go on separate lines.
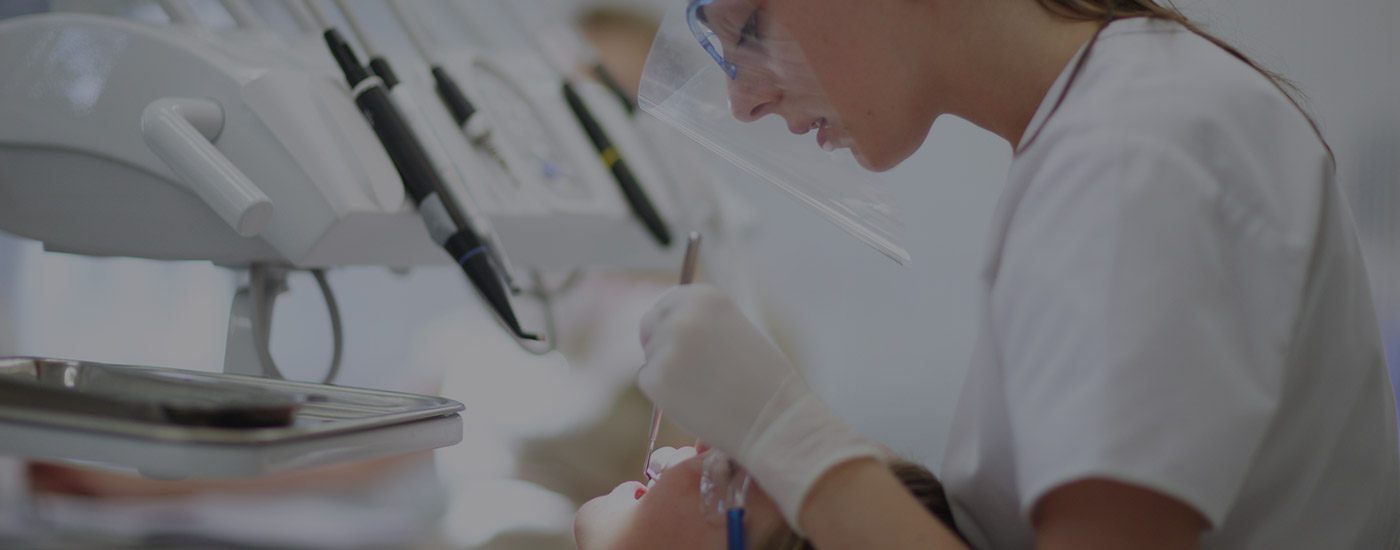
top-left (727, 76), bottom-right (782, 122)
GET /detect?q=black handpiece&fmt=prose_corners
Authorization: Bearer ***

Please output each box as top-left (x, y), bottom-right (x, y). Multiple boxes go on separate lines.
top-left (431, 66), bottom-right (477, 128)
top-left (323, 29), bottom-right (537, 340)
top-left (593, 62), bottom-right (636, 116)
top-left (561, 82), bottom-right (672, 247)
top-left (368, 56), bottom-right (399, 89)
top-left (368, 56), bottom-right (520, 294)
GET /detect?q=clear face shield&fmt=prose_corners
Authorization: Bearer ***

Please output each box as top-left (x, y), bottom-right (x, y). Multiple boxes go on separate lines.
top-left (639, 0), bottom-right (910, 264)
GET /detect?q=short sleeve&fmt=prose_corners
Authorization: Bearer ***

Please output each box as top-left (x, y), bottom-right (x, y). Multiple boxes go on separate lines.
top-left (994, 132), bottom-right (1308, 527)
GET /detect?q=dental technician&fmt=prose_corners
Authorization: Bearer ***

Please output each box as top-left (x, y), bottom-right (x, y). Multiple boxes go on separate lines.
top-left (634, 0), bottom-right (1400, 548)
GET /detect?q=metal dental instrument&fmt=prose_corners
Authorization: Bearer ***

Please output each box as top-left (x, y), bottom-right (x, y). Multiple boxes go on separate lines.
top-left (645, 232), bottom-right (702, 481)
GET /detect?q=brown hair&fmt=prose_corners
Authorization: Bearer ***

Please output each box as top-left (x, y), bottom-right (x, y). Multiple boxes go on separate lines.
top-left (1022, 0), bottom-right (1333, 161)
top-left (760, 460), bottom-right (966, 550)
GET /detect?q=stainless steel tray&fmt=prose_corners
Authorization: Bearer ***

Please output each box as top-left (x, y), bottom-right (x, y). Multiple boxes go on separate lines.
top-left (0, 357), bottom-right (462, 444)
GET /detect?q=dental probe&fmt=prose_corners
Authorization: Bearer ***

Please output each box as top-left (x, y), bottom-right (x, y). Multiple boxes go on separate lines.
top-left (645, 232), bottom-right (703, 481)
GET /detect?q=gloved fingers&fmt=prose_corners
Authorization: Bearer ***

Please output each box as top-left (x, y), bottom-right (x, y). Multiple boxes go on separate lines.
top-left (635, 283), bottom-right (794, 463)
top-left (637, 348), bottom-right (669, 403)
top-left (638, 285), bottom-right (689, 351)
top-left (639, 284), bottom-right (732, 352)
top-left (635, 324), bottom-right (695, 404)
top-left (647, 446), bottom-right (698, 477)
top-left (638, 301), bottom-right (662, 352)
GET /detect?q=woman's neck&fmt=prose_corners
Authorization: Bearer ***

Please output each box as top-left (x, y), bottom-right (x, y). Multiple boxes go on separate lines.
top-left (930, 2), bottom-right (1103, 145)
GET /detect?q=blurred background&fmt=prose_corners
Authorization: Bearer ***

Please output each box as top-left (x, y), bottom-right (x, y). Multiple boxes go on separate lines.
top-left (0, 0), bottom-right (1396, 548)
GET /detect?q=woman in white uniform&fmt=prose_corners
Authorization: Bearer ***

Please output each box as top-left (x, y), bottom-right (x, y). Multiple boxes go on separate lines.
top-left (632, 0), bottom-right (1400, 548)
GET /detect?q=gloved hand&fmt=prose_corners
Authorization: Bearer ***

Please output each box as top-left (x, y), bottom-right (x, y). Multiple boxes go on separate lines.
top-left (638, 285), bottom-right (883, 530)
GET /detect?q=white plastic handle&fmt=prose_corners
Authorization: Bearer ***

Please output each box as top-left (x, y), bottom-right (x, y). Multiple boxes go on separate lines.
top-left (142, 97), bottom-right (273, 237)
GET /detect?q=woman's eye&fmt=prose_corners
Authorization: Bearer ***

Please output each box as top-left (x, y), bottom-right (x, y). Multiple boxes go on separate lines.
top-left (736, 11), bottom-right (760, 46)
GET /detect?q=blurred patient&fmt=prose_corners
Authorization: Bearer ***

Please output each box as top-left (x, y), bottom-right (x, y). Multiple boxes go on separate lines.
top-left (575, 447), bottom-right (960, 549)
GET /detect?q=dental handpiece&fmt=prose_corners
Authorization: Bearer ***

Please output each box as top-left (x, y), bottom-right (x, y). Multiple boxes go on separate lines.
top-left (644, 232), bottom-right (702, 481)
top-left (310, 1), bottom-right (534, 341)
top-left (561, 83), bottom-right (672, 247)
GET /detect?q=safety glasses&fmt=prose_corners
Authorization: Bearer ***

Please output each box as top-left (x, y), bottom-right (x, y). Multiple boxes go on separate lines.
top-left (687, 0), bottom-right (739, 79)
top-left (642, 0), bottom-right (911, 263)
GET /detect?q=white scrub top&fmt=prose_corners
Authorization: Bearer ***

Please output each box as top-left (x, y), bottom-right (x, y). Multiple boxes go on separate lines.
top-left (941, 18), bottom-right (1400, 549)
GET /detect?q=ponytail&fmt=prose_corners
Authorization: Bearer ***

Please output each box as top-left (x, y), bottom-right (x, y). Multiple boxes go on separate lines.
top-left (1027, 0), bottom-right (1334, 162)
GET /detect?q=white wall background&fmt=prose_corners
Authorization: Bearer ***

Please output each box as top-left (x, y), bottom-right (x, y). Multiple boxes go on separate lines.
top-left (729, 0), bottom-right (1400, 469)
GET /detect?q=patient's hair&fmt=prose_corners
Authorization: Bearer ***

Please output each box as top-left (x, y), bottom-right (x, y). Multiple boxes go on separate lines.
top-left (760, 460), bottom-right (964, 550)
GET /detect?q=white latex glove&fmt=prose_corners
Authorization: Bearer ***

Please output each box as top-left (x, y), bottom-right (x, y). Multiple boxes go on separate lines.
top-left (646, 446), bottom-right (698, 481)
top-left (638, 285), bottom-right (883, 530)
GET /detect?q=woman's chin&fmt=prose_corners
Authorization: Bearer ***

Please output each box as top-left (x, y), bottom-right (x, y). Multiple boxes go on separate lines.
top-left (851, 140), bottom-right (916, 172)
top-left (853, 149), bottom-right (894, 172)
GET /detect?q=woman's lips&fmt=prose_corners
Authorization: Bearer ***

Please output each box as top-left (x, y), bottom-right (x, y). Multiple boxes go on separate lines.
top-left (789, 117), bottom-right (824, 135)
top-left (613, 480), bottom-right (647, 501)
top-left (786, 117), bottom-right (836, 151)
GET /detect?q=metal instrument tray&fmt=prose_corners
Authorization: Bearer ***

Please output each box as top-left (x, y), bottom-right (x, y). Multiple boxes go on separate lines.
top-left (0, 357), bottom-right (463, 444)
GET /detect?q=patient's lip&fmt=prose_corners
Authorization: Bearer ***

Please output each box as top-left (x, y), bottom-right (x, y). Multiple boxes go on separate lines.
top-left (614, 480), bottom-right (647, 501)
